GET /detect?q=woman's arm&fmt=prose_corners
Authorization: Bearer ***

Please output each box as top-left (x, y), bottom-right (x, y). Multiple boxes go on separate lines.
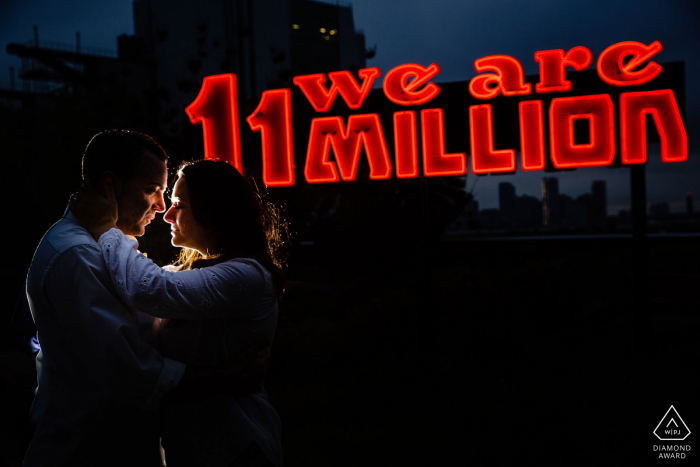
top-left (98, 228), bottom-right (267, 319)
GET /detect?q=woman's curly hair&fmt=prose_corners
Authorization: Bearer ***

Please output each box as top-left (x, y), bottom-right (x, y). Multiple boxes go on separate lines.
top-left (172, 160), bottom-right (289, 299)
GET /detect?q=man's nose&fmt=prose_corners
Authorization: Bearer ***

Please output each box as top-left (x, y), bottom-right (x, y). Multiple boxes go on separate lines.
top-left (154, 193), bottom-right (166, 213)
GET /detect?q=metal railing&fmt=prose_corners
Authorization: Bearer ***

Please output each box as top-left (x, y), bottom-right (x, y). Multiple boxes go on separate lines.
top-left (24, 39), bottom-right (117, 58)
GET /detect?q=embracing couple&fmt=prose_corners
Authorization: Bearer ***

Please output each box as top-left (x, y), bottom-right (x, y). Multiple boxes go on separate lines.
top-left (23, 130), bottom-right (283, 466)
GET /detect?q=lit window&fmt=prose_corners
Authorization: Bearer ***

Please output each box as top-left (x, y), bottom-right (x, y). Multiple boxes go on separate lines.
top-left (324, 35), bottom-right (330, 40)
top-left (320, 28), bottom-right (326, 33)
top-left (292, 24), bottom-right (299, 29)
top-left (330, 29), bottom-right (337, 35)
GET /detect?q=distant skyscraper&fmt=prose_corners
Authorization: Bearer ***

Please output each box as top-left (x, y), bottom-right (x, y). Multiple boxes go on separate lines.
top-left (498, 182), bottom-right (516, 225)
top-left (541, 177), bottom-right (559, 226)
top-left (687, 192), bottom-right (693, 216)
top-left (591, 180), bottom-right (607, 225)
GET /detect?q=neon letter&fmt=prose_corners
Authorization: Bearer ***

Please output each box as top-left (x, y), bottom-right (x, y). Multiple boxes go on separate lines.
top-left (549, 94), bottom-right (615, 169)
top-left (534, 46), bottom-right (592, 93)
top-left (246, 89), bottom-right (295, 187)
top-left (597, 40), bottom-right (663, 87)
top-left (421, 109), bottom-right (466, 177)
top-left (383, 63), bottom-right (441, 106)
top-left (393, 111), bottom-right (418, 178)
top-left (469, 55), bottom-right (531, 100)
top-left (620, 90), bottom-right (687, 164)
top-left (519, 100), bottom-right (545, 171)
top-left (293, 67), bottom-right (380, 112)
top-left (186, 74), bottom-right (242, 170)
top-left (304, 114), bottom-right (391, 183)
top-left (469, 105), bottom-right (516, 174)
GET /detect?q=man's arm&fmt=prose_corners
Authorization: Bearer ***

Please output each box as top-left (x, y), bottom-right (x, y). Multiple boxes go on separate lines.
top-left (45, 244), bottom-right (185, 410)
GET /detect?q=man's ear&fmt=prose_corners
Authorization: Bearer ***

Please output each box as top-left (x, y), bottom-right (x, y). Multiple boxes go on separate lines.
top-left (99, 171), bottom-right (122, 198)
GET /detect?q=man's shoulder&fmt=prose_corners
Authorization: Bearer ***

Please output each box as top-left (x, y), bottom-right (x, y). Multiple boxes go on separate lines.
top-left (47, 215), bottom-right (97, 250)
top-left (29, 215), bottom-right (101, 281)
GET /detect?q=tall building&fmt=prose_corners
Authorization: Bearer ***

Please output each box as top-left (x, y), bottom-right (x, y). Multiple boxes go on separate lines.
top-left (590, 180), bottom-right (607, 226)
top-left (541, 177), bottom-right (559, 227)
top-left (498, 182), bottom-right (516, 225)
top-left (126, 0), bottom-right (368, 126)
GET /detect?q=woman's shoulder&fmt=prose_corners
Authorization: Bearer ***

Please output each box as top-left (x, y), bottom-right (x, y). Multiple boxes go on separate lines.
top-left (213, 258), bottom-right (274, 297)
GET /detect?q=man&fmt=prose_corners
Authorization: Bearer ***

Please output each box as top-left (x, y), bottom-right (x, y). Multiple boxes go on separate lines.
top-left (23, 130), bottom-right (265, 466)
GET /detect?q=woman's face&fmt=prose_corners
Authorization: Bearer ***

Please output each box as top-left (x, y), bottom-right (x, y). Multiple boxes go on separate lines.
top-left (163, 176), bottom-right (214, 254)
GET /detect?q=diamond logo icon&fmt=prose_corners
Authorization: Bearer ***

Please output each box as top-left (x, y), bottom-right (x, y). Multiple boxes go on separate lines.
top-left (654, 405), bottom-right (691, 441)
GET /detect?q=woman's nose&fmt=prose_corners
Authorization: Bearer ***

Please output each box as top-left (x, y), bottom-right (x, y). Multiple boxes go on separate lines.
top-left (164, 206), bottom-right (176, 224)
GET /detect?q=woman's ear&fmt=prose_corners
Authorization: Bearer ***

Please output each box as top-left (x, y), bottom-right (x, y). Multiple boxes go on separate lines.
top-left (99, 171), bottom-right (122, 198)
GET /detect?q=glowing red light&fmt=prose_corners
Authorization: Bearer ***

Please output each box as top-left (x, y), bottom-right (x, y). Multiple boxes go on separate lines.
top-left (383, 63), bottom-right (441, 106)
top-left (518, 100), bottom-right (545, 170)
top-left (549, 94), bottom-right (615, 168)
top-left (393, 111), bottom-right (419, 178)
top-left (420, 108), bottom-right (466, 177)
top-left (469, 104), bottom-right (515, 174)
top-left (597, 40), bottom-right (663, 87)
top-left (293, 68), bottom-right (380, 112)
top-left (186, 74), bottom-right (242, 170)
top-left (534, 46), bottom-right (592, 93)
top-left (469, 55), bottom-right (531, 100)
top-left (304, 114), bottom-right (392, 183)
top-left (246, 89), bottom-right (295, 187)
top-left (620, 89), bottom-right (687, 164)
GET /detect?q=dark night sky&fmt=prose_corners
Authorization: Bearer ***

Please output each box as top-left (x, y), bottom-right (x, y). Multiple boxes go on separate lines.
top-left (2, 0), bottom-right (699, 213)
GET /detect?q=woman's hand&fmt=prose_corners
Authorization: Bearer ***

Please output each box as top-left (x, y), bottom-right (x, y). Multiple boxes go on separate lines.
top-left (69, 178), bottom-right (118, 241)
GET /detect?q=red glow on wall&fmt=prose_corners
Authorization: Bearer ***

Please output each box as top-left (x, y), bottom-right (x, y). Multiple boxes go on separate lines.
top-left (469, 55), bottom-right (531, 100)
top-left (185, 74), bottom-right (242, 170)
top-left (393, 111), bottom-right (419, 178)
top-left (304, 114), bottom-right (392, 183)
top-left (469, 104), bottom-right (516, 174)
top-left (534, 46), bottom-right (592, 93)
top-left (620, 89), bottom-right (687, 164)
top-left (293, 68), bottom-right (380, 112)
top-left (421, 108), bottom-right (466, 177)
top-left (519, 100), bottom-right (545, 170)
top-left (549, 95), bottom-right (615, 168)
top-left (597, 40), bottom-right (663, 87)
top-left (383, 63), bottom-right (441, 106)
top-left (246, 89), bottom-right (295, 187)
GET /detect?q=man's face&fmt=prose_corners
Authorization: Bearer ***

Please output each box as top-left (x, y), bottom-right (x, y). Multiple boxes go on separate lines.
top-left (115, 151), bottom-right (167, 236)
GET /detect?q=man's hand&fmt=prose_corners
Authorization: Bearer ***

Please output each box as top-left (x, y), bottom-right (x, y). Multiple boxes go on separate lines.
top-left (70, 178), bottom-right (118, 240)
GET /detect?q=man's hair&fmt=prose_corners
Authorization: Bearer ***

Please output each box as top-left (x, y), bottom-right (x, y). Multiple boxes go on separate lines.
top-left (82, 130), bottom-right (168, 184)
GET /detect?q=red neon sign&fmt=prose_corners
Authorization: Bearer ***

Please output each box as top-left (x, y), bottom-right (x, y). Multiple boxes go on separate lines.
top-left (469, 55), bottom-right (531, 100)
top-left (549, 95), bottom-right (615, 169)
top-left (187, 40), bottom-right (687, 186)
top-left (470, 105), bottom-right (516, 174)
top-left (304, 114), bottom-right (391, 183)
top-left (247, 89), bottom-right (295, 187)
top-left (597, 40), bottom-right (663, 87)
top-left (383, 63), bottom-right (441, 106)
top-left (620, 89), bottom-right (687, 164)
top-left (393, 111), bottom-right (419, 178)
top-left (186, 74), bottom-right (242, 170)
top-left (293, 68), bottom-right (380, 112)
top-left (534, 46), bottom-right (592, 93)
top-left (519, 100), bottom-right (545, 170)
top-left (422, 108), bottom-right (466, 177)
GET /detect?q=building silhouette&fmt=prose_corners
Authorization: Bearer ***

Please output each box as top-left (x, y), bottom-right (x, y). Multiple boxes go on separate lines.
top-left (122, 0), bottom-right (368, 127)
top-left (498, 182), bottom-right (516, 225)
top-left (541, 177), bottom-right (559, 226)
top-left (590, 180), bottom-right (607, 226)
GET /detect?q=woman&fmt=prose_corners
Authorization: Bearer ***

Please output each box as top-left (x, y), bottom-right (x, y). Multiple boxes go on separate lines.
top-left (72, 160), bottom-right (284, 466)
